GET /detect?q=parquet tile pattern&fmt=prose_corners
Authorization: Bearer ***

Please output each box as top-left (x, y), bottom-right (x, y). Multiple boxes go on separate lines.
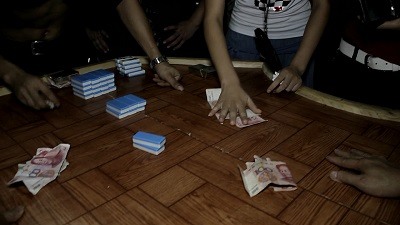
top-left (1, 64), bottom-right (399, 225)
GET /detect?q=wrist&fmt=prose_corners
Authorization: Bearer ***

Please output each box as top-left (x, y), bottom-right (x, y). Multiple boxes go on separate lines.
top-left (150, 55), bottom-right (168, 71)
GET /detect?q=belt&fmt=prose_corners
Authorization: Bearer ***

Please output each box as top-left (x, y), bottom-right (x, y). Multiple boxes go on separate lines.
top-left (339, 38), bottom-right (400, 72)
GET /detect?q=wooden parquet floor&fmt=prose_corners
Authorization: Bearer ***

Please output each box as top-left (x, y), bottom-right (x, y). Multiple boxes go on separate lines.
top-left (0, 63), bottom-right (399, 225)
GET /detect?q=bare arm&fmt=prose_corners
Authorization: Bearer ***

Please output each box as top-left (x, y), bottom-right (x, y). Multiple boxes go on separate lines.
top-left (0, 56), bottom-right (59, 110)
top-left (267, 0), bottom-right (330, 93)
top-left (116, 0), bottom-right (183, 91)
top-left (204, 0), bottom-right (261, 125)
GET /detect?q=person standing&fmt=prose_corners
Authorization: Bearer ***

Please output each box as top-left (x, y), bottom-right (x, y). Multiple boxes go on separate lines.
top-left (203, 0), bottom-right (330, 125)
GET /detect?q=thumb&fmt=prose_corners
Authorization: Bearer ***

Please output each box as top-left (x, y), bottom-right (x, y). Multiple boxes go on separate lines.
top-left (164, 73), bottom-right (184, 91)
top-left (247, 97), bottom-right (261, 114)
top-left (330, 170), bottom-right (360, 186)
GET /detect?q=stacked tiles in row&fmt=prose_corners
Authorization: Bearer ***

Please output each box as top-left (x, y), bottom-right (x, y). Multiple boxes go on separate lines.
top-left (132, 131), bottom-right (166, 155)
top-left (115, 56), bottom-right (145, 77)
top-left (71, 69), bottom-right (116, 100)
top-left (106, 94), bottom-right (146, 119)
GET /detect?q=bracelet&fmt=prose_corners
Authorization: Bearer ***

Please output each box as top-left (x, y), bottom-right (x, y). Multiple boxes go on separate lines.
top-left (149, 55), bottom-right (168, 70)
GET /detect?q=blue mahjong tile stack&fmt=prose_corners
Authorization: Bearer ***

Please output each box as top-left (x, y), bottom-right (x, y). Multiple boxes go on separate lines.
top-left (115, 56), bottom-right (146, 77)
top-left (71, 69), bottom-right (116, 100)
top-left (132, 131), bottom-right (166, 155)
top-left (106, 94), bottom-right (146, 119)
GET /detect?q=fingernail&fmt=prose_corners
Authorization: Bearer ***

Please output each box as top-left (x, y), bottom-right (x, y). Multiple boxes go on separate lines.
top-left (330, 171), bottom-right (340, 182)
top-left (177, 85), bottom-right (184, 91)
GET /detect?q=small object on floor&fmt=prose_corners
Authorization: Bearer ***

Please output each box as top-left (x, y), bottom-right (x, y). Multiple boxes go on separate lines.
top-left (239, 156), bottom-right (297, 197)
top-left (7, 144), bottom-right (71, 195)
top-left (115, 56), bottom-right (146, 77)
top-left (106, 94), bottom-right (146, 119)
top-left (71, 69), bottom-right (116, 100)
top-left (132, 131), bottom-right (166, 155)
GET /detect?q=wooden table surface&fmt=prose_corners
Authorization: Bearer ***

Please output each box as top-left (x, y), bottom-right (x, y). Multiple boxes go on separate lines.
top-left (0, 59), bottom-right (399, 225)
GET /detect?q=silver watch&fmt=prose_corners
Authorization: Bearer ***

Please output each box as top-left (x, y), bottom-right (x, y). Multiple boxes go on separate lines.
top-left (150, 55), bottom-right (168, 70)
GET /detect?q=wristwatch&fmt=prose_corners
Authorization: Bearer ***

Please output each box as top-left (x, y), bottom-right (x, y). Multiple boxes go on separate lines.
top-left (150, 55), bottom-right (168, 70)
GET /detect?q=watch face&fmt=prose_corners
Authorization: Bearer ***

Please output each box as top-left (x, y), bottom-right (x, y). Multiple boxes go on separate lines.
top-left (150, 56), bottom-right (168, 70)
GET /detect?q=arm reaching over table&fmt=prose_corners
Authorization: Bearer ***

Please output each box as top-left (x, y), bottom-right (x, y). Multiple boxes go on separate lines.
top-left (204, 0), bottom-right (261, 126)
top-left (116, 0), bottom-right (184, 91)
top-left (327, 148), bottom-right (400, 198)
top-left (0, 56), bottom-right (60, 110)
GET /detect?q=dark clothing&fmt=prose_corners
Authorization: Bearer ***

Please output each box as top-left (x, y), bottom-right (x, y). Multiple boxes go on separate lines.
top-left (316, 21), bottom-right (400, 109)
top-left (0, 0), bottom-right (124, 75)
top-left (141, 0), bottom-right (209, 58)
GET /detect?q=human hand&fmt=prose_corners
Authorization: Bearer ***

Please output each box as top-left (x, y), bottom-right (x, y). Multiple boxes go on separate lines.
top-left (326, 148), bottom-right (400, 198)
top-left (163, 20), bottom-right (198, 50)
top-left (9, 71), bottom-right (60, 110)
top-left (0, 205), bottom-right (24, 224)
top-left (152, 62), bottom-right (184, 91)
top-left (267, 65), bottom-right (302, 93)
top-left (208, 85), bottom-right (261, 125)
top-left (85, 28), bottom-right (110, 53)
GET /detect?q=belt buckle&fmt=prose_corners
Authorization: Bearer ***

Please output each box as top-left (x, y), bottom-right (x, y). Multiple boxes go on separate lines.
top-left (31, 40), bottom-right (46, 56)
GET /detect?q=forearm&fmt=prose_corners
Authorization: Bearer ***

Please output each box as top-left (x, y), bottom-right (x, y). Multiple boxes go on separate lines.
top-left (290, 0), bottom-right (330, 75)
top-left (117, 0), bottom-right (161, 59)
top-left (187, 0), bottom-right (205, 28)
top-left (378, 18), bottom-right (400, 30)
top-left (204, 0), bottom-right (239, 86)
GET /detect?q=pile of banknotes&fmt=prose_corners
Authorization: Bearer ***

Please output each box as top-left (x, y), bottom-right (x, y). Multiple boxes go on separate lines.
top-left (239, 156), bottom-right (297, 197)
top-left (8, 144), bottom-right (70, 195)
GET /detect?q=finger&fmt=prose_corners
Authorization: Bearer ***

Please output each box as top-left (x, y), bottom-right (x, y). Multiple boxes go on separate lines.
top-left (349, 149), bottom-right (372, 158)
top-left (208, 104), bottom-right (220, 117)
top-left (173, 39), bottom-right (185, 50)
top-left (326, 155), bottom-right (362, 170)
top-left (285, 80), bottom-right (296, 92)
top-left (274, 80), bottom-right (288, 93)
top-left (292, 82), bottom-right (302, 91)
top-left (247, 98), bottom-right (262, 114)
top-left (219, 108), bottom-right (229, 123)
top-left (39, 85), bottom-right (60, 108)
top-left (152, 78), bottom-right (170, 87)
top-left (19, 88), bottom-right (37, 109)
top-left (333, 148), bottom-right (353, 158)
top-left (100, 30), bottom-right (109, 38)
top-left (168, 35), bottom-right (182, 46)
top-left (98, 39), bottom-right (109, 53)
top-left (164, 25), bottom-right (177, 31)
top-left (330, 170), bottom-right (362, 186)
top-left (164, 73), bottom-right (184, 91)
top-left (228, 108), bottom-right (238, 125)
top-left (164, 33), bottom-right (180, 44)
top-left (238, 108), bottom-right (248, 125)
top-left (30, 89), bottom-right (48, 109)
top-left (267, 81), bottom-right (279, 93)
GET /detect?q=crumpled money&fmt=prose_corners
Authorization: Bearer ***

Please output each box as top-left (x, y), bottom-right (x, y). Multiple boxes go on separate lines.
top-left (8, 143), bottom-right (70, 195)
top-left (239, 156), bottom-right (297, 197)
top-left (205, 88), bottom-right (266, 128)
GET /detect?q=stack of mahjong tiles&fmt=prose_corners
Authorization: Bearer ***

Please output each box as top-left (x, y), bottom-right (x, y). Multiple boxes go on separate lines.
top-left (115, 56), bottom-right (145, 77)
top-left (71, 69), bottom-right (116, 100)
top-left (106, 94), bottom-right (146, 119)
top-left (132, 131), bottom-right (166, 155)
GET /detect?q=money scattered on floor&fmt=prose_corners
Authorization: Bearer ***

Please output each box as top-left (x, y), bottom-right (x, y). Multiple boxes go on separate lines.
top-left (239, 156), bottom-right (297, 197)
top-left (205, 88), bottom-right (266, 128)
top-left (8, 143), bottom-right (70, 195)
